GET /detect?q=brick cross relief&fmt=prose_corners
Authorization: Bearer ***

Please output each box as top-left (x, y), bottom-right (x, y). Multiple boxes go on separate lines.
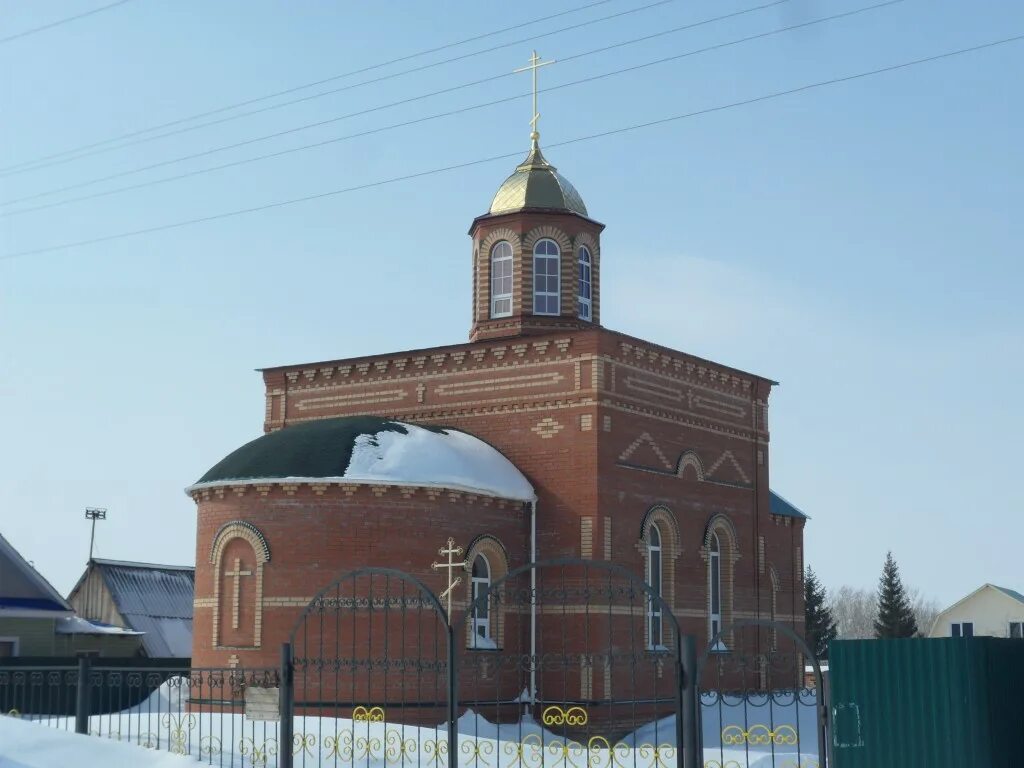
top-left (224, 557), bottom-right (252, 630)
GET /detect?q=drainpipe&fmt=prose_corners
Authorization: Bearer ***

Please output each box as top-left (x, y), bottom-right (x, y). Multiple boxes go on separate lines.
top-left (530, 498), bottom-right (538, 709)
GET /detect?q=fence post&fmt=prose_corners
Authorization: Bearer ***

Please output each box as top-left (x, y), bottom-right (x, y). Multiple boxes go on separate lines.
top-left (447, 626), bottom-right (457, 768)
top-left (74, 656), bottom-right (91, 735)
top-left (679, 635), bottom-right (700, 768)
top-left (280, 643), bottom-right (294, 768)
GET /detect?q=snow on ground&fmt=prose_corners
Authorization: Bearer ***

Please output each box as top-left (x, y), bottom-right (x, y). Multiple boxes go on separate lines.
top-left (0, 715), bottom-right (194, 768)
top-left (6, 683), bottom-right (819, 768)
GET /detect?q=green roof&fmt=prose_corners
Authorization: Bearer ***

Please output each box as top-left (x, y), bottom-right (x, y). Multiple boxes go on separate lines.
top-left (197, 417), bottom-right (439, 484)
top-left (769, 491), bottom-right (809, 519)
top-left (191, 416), bottom-right (536, 501)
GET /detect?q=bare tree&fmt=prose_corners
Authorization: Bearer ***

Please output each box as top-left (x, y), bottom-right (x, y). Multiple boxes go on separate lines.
top-left (829, 586), bottom-right (876, 639)
top-left (908, 587), bottom-right (941, 636)
top-left (830, 584), bottom-right (942, 639)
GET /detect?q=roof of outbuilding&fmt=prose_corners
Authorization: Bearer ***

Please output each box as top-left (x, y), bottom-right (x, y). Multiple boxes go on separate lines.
top-left (0, 532), bottom-right (71, 615)
top-left (191, 416), bottom-right (535, 502)
top-left (90, 559), bottom-right (195, 657)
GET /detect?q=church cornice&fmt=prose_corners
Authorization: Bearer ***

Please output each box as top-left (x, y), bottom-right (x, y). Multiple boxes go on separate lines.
top-left (188, 479), bottom-right (530, 509)
top-left (468, 207), bottom-right (605, 236)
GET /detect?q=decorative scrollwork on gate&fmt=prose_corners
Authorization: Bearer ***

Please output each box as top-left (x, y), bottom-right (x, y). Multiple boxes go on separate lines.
top-left (423, 737), bottom-right (449, 767)
top-left (239, 736), bottom-right (278, 766)
top-left (504, 733), bottom-right (544, 768)
top-left (160, 713), bottom-right (195, 755)
top-left (292, 732), bottom-right (316, 756)
top-left (542, 704), bottom-right (589, 726)
top-left (721, 723), bottom-right (799, 746)
top-left (323, 730), bottom-right (354, 760)
top-left (545, 739), bottom-right (586, 768)
top-left (585, 736), bottom-right (632, 768)
top-left (461, 738), bottom-right (495, 767)
top-left (353, 704), bottom-right (386, 722)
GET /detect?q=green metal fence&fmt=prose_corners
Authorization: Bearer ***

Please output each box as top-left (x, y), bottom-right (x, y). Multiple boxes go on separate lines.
top-left (829, 637), bottom-right (1024, 768)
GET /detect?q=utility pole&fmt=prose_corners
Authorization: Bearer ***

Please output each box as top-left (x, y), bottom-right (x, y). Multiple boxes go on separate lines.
top-left (84, 507), bottom-right (106, 561)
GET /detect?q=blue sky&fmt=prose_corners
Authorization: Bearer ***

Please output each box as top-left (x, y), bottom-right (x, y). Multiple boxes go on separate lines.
top-left (1, 0), bottom-right (1021, 605)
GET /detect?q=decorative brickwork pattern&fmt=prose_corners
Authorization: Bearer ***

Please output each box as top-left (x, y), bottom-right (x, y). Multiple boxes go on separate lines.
top-left (580, 518), bottom-right (594, 559)
top-left (209, 521), bottom-right (270, 650)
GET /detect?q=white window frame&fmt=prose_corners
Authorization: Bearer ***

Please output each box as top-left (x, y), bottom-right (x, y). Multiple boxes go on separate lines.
top-left (577, 246), bottom-right (592, 321)
top-left (470, 554), bottom-right (492, 647)
top-left (1009, 621), bottom-right (1023, 639)
top-left (951, 621), bottom-right (974, 638)
top-left (533, 239), bottom-right (561, 316)
top-left (490, 241), bottom-right (514, 319)
top-left (0, 636), bottom-right (20, 658)
top-left (647, 524), bottom-right (663, 649)
top-left (709, 532), bottom-right (722, 642)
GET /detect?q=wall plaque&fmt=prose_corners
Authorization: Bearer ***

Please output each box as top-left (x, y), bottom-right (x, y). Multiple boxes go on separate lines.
top-left (244, 686), bottom-right (280, 721)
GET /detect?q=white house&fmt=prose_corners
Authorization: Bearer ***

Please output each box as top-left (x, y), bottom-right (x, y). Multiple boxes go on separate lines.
top-left (928, 584), bottom-right (1024, 639)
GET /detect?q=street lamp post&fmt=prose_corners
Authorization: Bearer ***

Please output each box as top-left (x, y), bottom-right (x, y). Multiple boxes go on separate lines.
top-left (84, 508), bottom-right (107, 561)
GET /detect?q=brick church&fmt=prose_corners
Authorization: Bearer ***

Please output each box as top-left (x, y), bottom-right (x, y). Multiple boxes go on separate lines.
top-left (187, 124), bottom-right (808, 678)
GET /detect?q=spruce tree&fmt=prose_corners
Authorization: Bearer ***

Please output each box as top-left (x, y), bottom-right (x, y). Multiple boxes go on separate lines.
top-left (804, 566), bottom-right (838, 659)
top-left (873, 552), bottom-right (919, 638)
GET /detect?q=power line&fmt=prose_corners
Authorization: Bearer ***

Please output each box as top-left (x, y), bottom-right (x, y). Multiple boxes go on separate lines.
top-left (4, 33), bottom-right (1020, 262)
top-left (0, 0), bottom-right (671, 176)
top-left (0, 0), bottom-right (617, 170)
top-left (0, 0), bottom-right (800, 213)
top-left (0, 0), bottom-right (134, 45)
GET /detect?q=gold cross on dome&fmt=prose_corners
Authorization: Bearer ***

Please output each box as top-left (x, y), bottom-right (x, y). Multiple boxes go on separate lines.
top-left (431, 537), bottom-right (467, 621)
top-left (514, 50), bottom-right (555, 146)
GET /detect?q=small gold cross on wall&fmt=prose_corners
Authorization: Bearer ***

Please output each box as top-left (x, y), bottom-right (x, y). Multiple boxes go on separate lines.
top-left (431, 537), bottom-right (467, 621)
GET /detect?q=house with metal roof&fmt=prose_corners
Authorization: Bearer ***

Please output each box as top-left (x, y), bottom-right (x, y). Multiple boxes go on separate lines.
top-left (928, 583), bottom-right (1024, 639)
top-left (0, 534), bottom-right (142, 657)
top-left (67, 559), bottom-right (194, 658)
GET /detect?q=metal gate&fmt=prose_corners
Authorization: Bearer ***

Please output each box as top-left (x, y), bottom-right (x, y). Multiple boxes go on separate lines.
top-left (281, 567), bottom-right (453, 768)
top-left (698, 619), bottom-right (827, 768)
top-left (452, 558), bottom-right (688, 768)
top-left (280, 560), bottom-right (831, 768)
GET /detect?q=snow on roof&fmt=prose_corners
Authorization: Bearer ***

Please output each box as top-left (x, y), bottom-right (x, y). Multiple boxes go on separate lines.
top-left (55, 616), bottom-right (144, 636)
top-left (189, 416), bottom-right (535, 502)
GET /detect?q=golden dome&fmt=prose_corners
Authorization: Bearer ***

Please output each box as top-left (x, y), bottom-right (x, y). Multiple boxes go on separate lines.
top-left (489, 142), bottom-right (587, 217)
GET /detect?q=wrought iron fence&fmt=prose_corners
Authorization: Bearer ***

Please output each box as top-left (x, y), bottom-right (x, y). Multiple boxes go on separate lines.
top-left (0, 660), bottom-right (282, 766)
top-left (1, 563), bottom-right (828, 768)
top-left (698, 621), bottom-right (826, 768)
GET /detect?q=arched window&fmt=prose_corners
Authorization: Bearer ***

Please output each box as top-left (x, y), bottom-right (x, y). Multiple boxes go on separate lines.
top-left (533, 239), bottom-right (560, 315)
top-left (578, 246), bottom-right (592, 321)
top-left (709, 532), bottom-right (722, 641)
top-left (647, 524), bottom-right (663, 648)
top-left (470, 554), bottom-right (492, 648)
top-left (490, 241), bottom-right (514, 318)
